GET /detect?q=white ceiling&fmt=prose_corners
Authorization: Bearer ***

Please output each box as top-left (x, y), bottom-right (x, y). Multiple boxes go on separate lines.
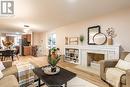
top-left (0, 0), bottom-right (130, 32)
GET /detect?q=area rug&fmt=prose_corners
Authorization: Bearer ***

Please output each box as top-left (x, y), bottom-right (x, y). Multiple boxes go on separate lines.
top-left (28, 77), bottom-right (99, 87)
top-left (66, 77), bottom-right (99, 87)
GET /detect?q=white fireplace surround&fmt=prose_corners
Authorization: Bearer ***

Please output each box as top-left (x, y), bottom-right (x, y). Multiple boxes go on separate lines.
top-left (64, 45), bottom-right (120, 67)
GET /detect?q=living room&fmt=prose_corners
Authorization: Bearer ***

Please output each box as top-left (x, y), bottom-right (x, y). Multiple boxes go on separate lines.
top-left (0, 0), bottom-right (130, 87)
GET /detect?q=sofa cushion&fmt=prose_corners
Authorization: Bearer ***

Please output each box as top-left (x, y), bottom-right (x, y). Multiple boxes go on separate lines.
top-left (0, 75), bottom-right (19, 87)
top-left (2, 65), bottom-right (17, 77)
top-left (115, 59), bottom-right (130, 71)
top-left (105, 68), bottom-right (126, 85)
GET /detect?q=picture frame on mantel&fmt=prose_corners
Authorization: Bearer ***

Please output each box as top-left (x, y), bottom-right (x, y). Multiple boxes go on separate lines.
top-left (69, 37), bottom-right (79, 45)
top-left (88, 25), bottom-right (101, 45)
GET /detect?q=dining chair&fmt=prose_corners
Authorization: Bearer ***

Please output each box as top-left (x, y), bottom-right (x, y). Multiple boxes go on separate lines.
top-left (2, 50), bottom-right (14, 61)
top-left (0, 52), bottom-right (3, 61)
top-left (14, 46), bottom-right (20, 60)
top-left (0, 51), bottom-right (5, 61)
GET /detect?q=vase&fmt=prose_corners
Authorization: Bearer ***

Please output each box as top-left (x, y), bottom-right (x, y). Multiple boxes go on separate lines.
top-left (65, 37), bottom-right (68, 45)
top-left (107, 36), bottom-right (113, 45)
top-left (51, 66), bottom-right (56, 72)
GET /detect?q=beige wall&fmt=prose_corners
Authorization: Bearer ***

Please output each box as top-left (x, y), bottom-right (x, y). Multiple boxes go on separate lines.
top-left (47, 8), bottom-right (130, 54)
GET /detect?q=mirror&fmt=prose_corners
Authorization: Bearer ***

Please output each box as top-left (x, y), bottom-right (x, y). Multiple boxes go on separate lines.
top-left (93, 33), bottom-right (107, 45)
top-left (88, 25), bottom-right (100, 45)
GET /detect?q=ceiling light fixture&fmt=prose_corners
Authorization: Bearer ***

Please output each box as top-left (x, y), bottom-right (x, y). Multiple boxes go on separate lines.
top-left (24, 25), bottom-right (29, 28)
top-left (23, 25), bottom-right (30, 33)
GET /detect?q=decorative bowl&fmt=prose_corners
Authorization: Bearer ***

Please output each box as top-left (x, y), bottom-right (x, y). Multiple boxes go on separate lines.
top-left (42, 66), bottom-right (60, 75)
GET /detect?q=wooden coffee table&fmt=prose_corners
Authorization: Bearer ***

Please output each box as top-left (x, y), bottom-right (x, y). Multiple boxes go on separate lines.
top-left (33, 66), bottom-right (76, 87)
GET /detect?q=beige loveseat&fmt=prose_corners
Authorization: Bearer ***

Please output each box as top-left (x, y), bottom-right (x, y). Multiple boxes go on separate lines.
top-left (0, 61), bottom-right (19, 87)
top-left (100, 52), bottom-right (130, 87)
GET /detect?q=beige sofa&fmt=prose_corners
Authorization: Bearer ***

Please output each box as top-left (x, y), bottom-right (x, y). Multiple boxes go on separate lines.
top-left (100, 52), bottom-right (130, 87)
top-left (0, 61), bottom-right (19, 87)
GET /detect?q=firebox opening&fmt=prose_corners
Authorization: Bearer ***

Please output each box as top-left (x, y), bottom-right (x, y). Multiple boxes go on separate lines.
top-left (87, 53), bottom-right (104, 66)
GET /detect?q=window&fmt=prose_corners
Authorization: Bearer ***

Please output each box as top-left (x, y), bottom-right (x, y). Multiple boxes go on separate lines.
top-left (14, 35), bottom-right (21, 46)
top-left (48, 33), bottom-right (56, 49)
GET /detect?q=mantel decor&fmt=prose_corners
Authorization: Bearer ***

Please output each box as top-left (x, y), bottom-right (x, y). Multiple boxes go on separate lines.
top-left (69, 37), bottom-right (79, 45)
top-left (80, 35), bottom-right (84, 44)
top-left (88, 25), bottom-right (101, 45)
top-left (93, 33), bottom-right (107, 45)
top-left (65, 37), bottom-right (69, 45)
top-left (48, 47), bottom-right (61, 73)
top-left (106, 27), bottom-right (116, 45)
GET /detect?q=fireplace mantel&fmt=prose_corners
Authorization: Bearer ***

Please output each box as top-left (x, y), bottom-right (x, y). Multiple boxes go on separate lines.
top-left (64, 45), bottom-right (120, 67)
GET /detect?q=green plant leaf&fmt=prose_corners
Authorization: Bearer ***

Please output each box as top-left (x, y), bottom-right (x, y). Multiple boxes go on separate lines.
top-left (51, 47), bottom-right (57, 52)
top-left (80, 35), bottom-right (84, 42)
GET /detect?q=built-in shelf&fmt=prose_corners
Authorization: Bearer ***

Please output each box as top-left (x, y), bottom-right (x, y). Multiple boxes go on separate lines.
top-left (64, 48), bottom-right (80, 64)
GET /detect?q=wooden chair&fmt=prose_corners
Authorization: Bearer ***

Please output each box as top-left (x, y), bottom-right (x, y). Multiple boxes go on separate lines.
top-left (2, 50), bottom-right (14, 61)
top-left (15, 46), bottom-right (20, 60)
top-left (14, 46), bottom-right (20, 60)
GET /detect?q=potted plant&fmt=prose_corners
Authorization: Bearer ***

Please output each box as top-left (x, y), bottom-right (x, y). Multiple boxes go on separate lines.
top-left (48, 47), bottom-right (61, 72)
top-left (80, 35), bottom-right (84, 44)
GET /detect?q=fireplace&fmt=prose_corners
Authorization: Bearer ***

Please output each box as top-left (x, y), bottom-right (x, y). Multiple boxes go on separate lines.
top-left (64, 45), bottom-right (120, 69)
top-left (87, 53), bottom-right (105, 66)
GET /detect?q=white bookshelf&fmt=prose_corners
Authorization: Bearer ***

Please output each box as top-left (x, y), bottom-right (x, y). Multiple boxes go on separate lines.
top-left (64, 47), bottom-right (80, 64)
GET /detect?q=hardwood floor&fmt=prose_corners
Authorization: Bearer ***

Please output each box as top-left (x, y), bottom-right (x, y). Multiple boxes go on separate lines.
top-left (13, 56), bottom-right (109, 87)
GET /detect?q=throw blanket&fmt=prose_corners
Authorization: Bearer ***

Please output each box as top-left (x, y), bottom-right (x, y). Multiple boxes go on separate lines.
top-left (106, 68), bottom-right (126, 87)
top-left (16, 62), bottom-right (35, 87)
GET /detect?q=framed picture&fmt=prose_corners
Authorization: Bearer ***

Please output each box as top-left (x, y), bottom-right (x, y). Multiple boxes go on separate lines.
top-left (69, 37), bottom-right (79, 45)
top-left (88, 25), bottom-right (101, 45)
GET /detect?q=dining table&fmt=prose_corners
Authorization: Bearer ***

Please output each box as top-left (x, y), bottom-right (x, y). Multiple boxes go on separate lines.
top-left (0, 48), bottom-right (16, 61)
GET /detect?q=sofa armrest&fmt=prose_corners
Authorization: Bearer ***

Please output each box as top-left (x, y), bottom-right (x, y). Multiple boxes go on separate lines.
top-left (2, 61), bottom-right (12, 68)
top-left (100, 59), bottom-right (118, 68)
top-left (126, 69), bottom-right (130, 87)
top-left (100, 59), bottom-right (118, 80)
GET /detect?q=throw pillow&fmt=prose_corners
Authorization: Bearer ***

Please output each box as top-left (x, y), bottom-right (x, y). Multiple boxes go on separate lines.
top-left (0, 71), bottom-right (3, 79)
top-left (0, 62), bottom-right (5, 71)
top-left (116, 59), bottom-right (130, 71)
top-left (124, 53), bottom-right (130, 62)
